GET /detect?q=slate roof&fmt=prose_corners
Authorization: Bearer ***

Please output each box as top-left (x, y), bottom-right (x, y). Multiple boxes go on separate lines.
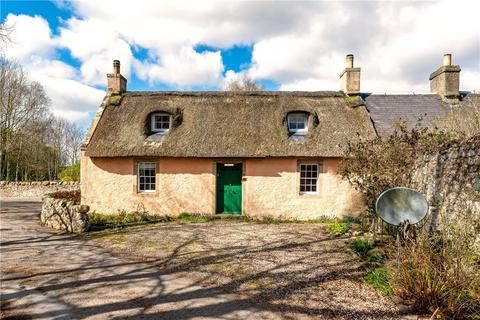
top-left (83, 91), bottom-right (376, 158)
top-left (364, 93), bottom-right (476, 135)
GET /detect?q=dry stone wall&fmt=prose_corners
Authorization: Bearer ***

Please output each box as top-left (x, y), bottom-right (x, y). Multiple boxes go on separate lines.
top-left (0, 181), bottom-right (79, 199)
top-left (410, 135), bottom-right (480, 229)
top-left (41, 195), bottom-right (90, 233)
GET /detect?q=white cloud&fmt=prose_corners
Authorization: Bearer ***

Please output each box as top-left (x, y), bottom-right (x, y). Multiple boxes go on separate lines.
top-left (135, 47), bottom-right (224, 87)
top-left (3, 0), bottom-right (480, 128)
top-left (3, 15), bottom-right (105, 123)
top-left (3, 14), bottom-right (55, 60)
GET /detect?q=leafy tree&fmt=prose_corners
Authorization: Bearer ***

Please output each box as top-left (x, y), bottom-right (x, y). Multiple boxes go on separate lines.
top-left (58, 162), bottom-right (80, 182)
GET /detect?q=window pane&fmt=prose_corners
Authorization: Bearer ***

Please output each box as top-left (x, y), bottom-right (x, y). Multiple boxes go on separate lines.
top-left (138, 162), bottom-right (156, 192)
top-left (299, 163), bottom-right (319, 194)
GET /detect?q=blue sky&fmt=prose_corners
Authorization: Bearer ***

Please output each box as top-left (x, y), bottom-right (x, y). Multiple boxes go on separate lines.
top-left (1, 0), bottom-right (478, 127)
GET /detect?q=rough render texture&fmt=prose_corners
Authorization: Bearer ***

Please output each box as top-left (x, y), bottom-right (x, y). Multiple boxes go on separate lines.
top-left (81, 153), bottom-right (363, 219)
top-left (81, 153), bottom-right (214, 215)
top-left (429, 65), bottom-right (460, 98)
top-left (340, 68), bottom-right (360, 95)
top-left (244, 158), bottom-right (364, 219)
top-left (107, 73), bottom-right (127, 94)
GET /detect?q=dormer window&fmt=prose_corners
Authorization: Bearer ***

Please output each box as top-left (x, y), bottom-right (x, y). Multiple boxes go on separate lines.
top-left (287, 112), bottom-right (308, 134)
top-left (151, 113), bottom-right (171, 133)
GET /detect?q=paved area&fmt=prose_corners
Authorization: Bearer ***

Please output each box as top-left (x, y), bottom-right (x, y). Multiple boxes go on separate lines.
top-left (0, 200), bottom-right (283, 319)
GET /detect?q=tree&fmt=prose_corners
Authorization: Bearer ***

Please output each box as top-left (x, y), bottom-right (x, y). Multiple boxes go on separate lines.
top-left (0, 21), bottom-right (13, 49)
top-left (224, 74), bottom-right (262, 91)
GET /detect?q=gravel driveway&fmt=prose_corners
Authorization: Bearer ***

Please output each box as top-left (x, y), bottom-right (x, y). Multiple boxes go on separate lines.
top-left (87, 218), bottom-right (403, 319)
top-left (0, 200), bottom-right (282, 319)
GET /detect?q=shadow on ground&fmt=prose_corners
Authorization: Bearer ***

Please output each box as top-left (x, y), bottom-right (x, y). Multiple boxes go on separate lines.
top-left (0, 200), bottom-right (401, 319)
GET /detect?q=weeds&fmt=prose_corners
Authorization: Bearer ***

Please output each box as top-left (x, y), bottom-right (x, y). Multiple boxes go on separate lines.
top-left (390, 219), bottom-right (480, 318)
top-left (349, 238), bottom-right (371, 256)
top-left (325, 220), bottom-right (349, 235)
top-left (364, 267), bottom-right (391, 295)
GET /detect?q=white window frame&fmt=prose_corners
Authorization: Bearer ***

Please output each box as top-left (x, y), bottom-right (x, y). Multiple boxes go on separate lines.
top-left (299, 162), bottom-right (320, 195)
top-left (151, 113), bottom-right (171, 133)
top-left (287, 112), bottom-right (308, 134)
top-left (137, 162), bottom-right (156, 193)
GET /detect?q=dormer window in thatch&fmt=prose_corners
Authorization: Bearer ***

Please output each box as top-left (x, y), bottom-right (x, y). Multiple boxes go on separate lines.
top-left (151, 112), bottom-right (171, 133)
top-left (287, 112), bottom-right (308, 134)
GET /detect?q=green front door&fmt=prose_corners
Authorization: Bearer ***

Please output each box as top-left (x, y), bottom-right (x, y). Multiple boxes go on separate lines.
top-left (216, 163), bottom-right (242, 214)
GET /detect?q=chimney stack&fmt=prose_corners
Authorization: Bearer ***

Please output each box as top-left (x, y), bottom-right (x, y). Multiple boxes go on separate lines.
top-left (429, 54), bottom-right (460, 102)
top-left (107, 60), bottom-right (127, 94)
top-left (340, 54), bottom-right (360, 95)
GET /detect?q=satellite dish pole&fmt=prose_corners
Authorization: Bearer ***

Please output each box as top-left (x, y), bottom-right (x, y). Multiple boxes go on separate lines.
top-left (375, 187), bottom-right (429, 265)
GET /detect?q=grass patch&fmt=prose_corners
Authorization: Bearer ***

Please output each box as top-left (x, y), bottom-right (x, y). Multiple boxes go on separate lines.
top-left (364, 267), bottom-right (391, 295)
top-left (88, 211), bottom-right (356, 229)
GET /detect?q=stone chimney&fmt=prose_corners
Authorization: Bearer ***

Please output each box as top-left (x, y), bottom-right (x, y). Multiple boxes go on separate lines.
top-left (107, 60), bottom-right (127, 94)
top-left (340, 54), bottom-right (360, 95)
top-left (429, 54), bottom-right (460, 102)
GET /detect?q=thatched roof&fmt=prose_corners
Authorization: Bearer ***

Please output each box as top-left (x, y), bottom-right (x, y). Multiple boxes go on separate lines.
top-left (83, 91), bottom-right (376, 158)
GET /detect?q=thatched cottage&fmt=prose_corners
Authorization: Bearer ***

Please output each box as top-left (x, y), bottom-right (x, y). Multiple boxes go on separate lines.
top-left (81, 54), bottom-right (472, 218)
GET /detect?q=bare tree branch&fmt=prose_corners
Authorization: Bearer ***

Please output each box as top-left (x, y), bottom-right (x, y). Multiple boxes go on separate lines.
top-left (224, 74), bottom-right (262, 91)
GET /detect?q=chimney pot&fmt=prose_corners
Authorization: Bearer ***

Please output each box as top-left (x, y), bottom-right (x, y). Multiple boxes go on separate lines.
top-left (443, 53), bottom-right (452, 66)
top-left (346, 54), bottom-right (354, 68)
top-left (113, 60), bottom-right (120, 75)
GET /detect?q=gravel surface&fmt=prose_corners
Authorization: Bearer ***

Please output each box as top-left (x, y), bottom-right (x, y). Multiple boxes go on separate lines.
top-left (88, 220), bottom-right (403, 319)
top-left (0, 200), bottom-right (284, 319)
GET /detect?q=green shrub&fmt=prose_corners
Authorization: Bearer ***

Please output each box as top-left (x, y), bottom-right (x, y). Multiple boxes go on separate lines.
top-left (325, 220), bottom-right (349, 235)
top-left (59, 162), bottom-right (80, 182)
top-left (364, 267), bottom-right (391, 295)
top-left (350, 238), bottom-right (371, 256)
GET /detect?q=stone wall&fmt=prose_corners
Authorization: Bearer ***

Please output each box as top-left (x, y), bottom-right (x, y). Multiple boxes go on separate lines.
top-left (41, 195), bottom-right (90, 233)
top-left (0, 181), bottom-right (80, 199)
top-left (411, 135), bottom-right (480, 228)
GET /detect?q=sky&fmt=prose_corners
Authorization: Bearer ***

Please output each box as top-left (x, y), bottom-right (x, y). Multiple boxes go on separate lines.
top-left (1, 0), bottom-right (479, 127)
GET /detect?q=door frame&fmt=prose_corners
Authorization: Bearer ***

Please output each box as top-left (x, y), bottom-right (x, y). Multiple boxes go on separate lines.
top-left (215, 161), bottom-right (243, 214)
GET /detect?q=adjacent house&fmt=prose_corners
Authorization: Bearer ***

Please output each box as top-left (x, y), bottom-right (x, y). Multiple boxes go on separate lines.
top-left (81, 54), bottom-right (473, 219)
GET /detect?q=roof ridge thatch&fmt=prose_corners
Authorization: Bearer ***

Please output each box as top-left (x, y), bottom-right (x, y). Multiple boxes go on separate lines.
top-left (123, 91), bottom-right (345, 97)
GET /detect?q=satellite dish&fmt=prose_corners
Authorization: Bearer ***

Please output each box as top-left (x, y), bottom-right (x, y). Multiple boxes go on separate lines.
top-left (376, 187), bottom-right (428, 226)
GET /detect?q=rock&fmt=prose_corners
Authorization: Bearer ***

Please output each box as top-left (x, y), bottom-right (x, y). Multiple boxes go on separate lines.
top-left (41, 195), bottom-right (90, 233)
top-left (42, 181), bottom-right (50, 186)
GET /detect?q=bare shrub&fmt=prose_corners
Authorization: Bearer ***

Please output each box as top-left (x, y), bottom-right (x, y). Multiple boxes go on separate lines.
top-left (390, 210), bottom-right (480, 318)
top-left (339, 124), bottom-right (453, 216)
top-left (49, 190), bottom-right (81, 204)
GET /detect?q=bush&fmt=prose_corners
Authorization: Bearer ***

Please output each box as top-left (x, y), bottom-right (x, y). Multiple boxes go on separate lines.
top-left (339, 124), bottom-right (454, 216)
top-left (390, 216), bottom-right (480, 318)
top-left (350, 238), bottom-right (371, 256)
top-left (59, 162), bottom-right (80, 182)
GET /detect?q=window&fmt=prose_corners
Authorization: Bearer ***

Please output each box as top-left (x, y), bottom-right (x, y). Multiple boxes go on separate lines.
top-left (287, 113), bottom-right (308, 133)
top-left (299, 163), bottom-right (319, 194)
top-left (138, 162), bottom-right (156, 193)
top-left (151, 113), bottom-right (170, 132)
